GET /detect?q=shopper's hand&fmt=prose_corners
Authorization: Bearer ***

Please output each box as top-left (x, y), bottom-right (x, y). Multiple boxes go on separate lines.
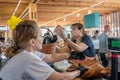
top-left (76, 64), bottom-right (88, 77)
top-left (54, 25), bottom-right (66, 39)
top-left (105, 52), bottom-right (112, 60)
top-left (67, 64), bottom-right (88, 77)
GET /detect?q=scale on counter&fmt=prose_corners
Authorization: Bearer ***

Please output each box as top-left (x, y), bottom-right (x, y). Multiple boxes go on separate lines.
top-left (108, 38), bottom-right (120, 52)
top-left (108, 38), bottom-right (120, 80)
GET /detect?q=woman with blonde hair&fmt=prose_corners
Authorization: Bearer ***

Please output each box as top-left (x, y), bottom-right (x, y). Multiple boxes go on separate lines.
top-left (0, 20), bottom-right (87, 80)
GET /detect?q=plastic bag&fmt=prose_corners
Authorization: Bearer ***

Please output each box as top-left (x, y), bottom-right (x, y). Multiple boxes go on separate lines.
top-left (54, 60), bottom-right (72, 72)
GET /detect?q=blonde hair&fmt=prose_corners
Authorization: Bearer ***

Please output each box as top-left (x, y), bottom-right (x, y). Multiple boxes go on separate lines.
top-left (104, 24), bottom-right (110, 28)
top-left (5, 20), bottom-right (41, 58)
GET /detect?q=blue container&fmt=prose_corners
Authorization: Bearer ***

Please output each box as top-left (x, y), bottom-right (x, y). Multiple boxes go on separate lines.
top-left (84, 12), bottom-right (100, 28)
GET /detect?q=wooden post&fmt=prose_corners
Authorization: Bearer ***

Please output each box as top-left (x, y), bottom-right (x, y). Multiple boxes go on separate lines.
top-left (29, 3), bottom-right (37, 21)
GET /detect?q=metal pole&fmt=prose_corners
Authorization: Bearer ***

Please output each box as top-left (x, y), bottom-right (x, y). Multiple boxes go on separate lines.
top-left (111, 52), bottom-right (118, 80)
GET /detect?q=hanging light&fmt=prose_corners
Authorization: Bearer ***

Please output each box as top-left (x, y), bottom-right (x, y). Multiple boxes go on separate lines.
top-left (88, 9), bottom-right (92, 14)
top-left (54, 21), bottom-right (57, 25)
top-left (64, 18), bottom-right (66, 21)
top-left (77, 13), bottom-right (80, 17)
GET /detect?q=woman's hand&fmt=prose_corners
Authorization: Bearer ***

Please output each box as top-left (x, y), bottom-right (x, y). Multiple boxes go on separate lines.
top-left (54, 25), bottom-right (66, 39)
top-left (105, 52), bottom-right (112, 60)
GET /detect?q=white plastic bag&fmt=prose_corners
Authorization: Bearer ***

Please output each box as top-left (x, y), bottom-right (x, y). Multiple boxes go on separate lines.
top-left (54, 60), bottom-right (71, 72)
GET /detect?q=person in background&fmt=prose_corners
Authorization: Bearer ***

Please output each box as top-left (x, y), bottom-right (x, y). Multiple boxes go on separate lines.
top-left (85, 31), bottom-right (90, 36)
top-left (43, 28), bottom-right (58, 44)
top-left (44, 29), bottom-right (51, 36)
top-left (98, 24), bottom-right (112, 67)
top-left (0, 41), bottom-right (3, 55)
top-left (92, 30), bottom-right (99, 40)
top-left (67, 33), bottom-right (71, 39)
top-left (0, 42), bottom-right (2, 70)
top-left (43, 29), bottom-right (52, 44)
top-left (92, 30), bottom-right (100, 54)
top-left (55, 23), bottom-right (95, 60)
top-left (0, 20), bottom-right (88, 80)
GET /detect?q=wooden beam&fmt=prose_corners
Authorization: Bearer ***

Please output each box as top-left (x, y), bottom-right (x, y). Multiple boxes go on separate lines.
top-left (37, 4), bottom-right (120, 10)
top-left (0, 0), bottom-right (29, 3)
top-left (0, 2), bottom-right (28, 7)
top-left (37, 8), bottom-right (119, 12)
top-left (38, 0), bottom-right (120, 7)
top-left (19, 0), bottom-right (41, 19)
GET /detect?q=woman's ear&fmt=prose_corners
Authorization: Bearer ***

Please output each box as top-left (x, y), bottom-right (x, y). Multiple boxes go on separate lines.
top-left (29, 39), bottom-right (35, 47)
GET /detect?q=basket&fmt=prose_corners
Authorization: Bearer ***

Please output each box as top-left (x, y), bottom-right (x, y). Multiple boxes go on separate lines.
top-left (40, 43), bottom-right (56, 54)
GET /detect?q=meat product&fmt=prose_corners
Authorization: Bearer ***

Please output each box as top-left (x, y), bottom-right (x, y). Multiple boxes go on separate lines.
top-left (67, 59), bottom-right (111, 79)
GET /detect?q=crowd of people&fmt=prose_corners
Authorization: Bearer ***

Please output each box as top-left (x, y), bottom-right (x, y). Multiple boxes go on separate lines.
top-left (0, 20), bottom-right (119, 80)
top-left (0, 20), bottom-right (88, 80)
